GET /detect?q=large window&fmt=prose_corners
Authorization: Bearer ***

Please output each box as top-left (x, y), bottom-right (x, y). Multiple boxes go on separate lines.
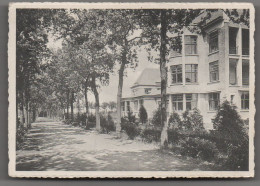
top-left (172, 94), bottom-right (183, 111)
top-left (229, 59), bottom-right (238, 85)
top-left (229, 27), bottom-right (239, 54)
top-left (171, 65), bottom-right (182, 84)
top-left (185, 35), bottom-right (197, 55)
top-left (242, 60), bottom-right (249, 85)
top-left (209, 61), bottom-right (219, 82)
top-left (185, 64), bottom-right (198, 83)
top-left (209, 92), bottom-right (220, 110)
top-left (186, 94), bottom-right (198, 110)
top-left (209, 31), bottom-right (219, 53)
top-left (241, 92), bottom-right (249, 110)
top-left (242, 29), bottom-right (249, 55)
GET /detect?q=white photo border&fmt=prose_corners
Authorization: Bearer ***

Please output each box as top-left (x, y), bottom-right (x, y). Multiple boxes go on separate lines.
top-left (8, 2), bottom-right (255, 178)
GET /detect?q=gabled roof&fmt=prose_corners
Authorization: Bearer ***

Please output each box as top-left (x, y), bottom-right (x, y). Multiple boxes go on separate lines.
top-left (131, 68), bottom-right (160, 88)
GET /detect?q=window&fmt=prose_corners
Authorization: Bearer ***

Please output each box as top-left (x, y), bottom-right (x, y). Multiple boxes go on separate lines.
top-left (134, 101), bottom-right (138, 111)
top-left (209, 31), bottom-right (218, 53)
top-left (230, 95), bottom-right (235, 105)
top-left (229, 59), bottom-right (238, 85)
top-left (144, 88), bottom-right (152, 94)
top-left (209, 92), bottom-right (220, 110)
top-left (209, 61), bottom-right (219, 82)
top-left (241, 92), bottom-right (249, 110)
top-left (121, 102), bottom-right (125, 112)
top-left (172, 94), bottom-right (183, 111)
top-left (172, 36), bottom-right (182, 56)
top-left (126, 101), bottom-right (130, 112)
top-left (186, 94), bottom-right (198, 110)
top-left (185, 35), bottom-right (197, 55)
top-left (171, 65), bottom-right (182, 84)
top-left (242, 60), bottom-right (249, 85)
top-left (185, 64), bottom-right (198, 83)
top-left (229, 27), bottom-right (239, 54)
top-left (242, 29), bottom-right (249, 55)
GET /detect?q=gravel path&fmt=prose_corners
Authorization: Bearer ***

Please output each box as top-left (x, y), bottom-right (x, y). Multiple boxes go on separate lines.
top-left (16, 118), bottom-right (216, 171)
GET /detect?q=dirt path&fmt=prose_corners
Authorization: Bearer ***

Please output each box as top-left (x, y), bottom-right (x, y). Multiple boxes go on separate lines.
top-left (16, 118), bottom-right (216, 171)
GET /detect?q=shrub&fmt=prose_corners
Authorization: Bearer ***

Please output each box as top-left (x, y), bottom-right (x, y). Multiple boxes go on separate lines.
top-left (141, 127), bottom-right (161, 143)
top-left (151, 108), bottom-right (163, 128)
top-left (179, 137), bottom-right (218, 162)
top-left (168, 112), bottom-right (182, 129)
top-left (213, 101), bottom-right (245, 141)
top-left (168, 128), bottom-right (182, 145)
top-left (182, 108), bottom-right (204, 131)
top-left (212, 101), bottom-right (249, 170)
top-left (127, 111), bottom-right (136, 123)
top-left (100, 114), bottom-right (115, 133)
top-left (121, 120), bottom-right (140, 140)
top-left (224, 139), bottom-right (249, 170)
top-left (139, 105), bottom-right (148, 124)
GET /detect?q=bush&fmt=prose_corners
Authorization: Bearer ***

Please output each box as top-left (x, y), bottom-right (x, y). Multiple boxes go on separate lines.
top-left (121, 120), bottom-right (140, 140)
top-left (178, 137), bottom-right (218, 162)
top-left (100, 114), bottom-right (115, 133)
top-left (141, 127), bottom-right (161, 143)
top-left (212, 101), bottom-right (249, 170)
top-left (182, 108), bottom-right (204, 131)
top-left (85, 114), bottom-right (96, 129)
top-left (168, 112), bottom-right (182, 129)
top-left (139, 105), bottom-right (148, 124)
top-left (224, 139), bottom-right (249, 170)
top-left (151, 108), bottom-right (163, 128)
top-left (168, 128), bottom-right (182, 145)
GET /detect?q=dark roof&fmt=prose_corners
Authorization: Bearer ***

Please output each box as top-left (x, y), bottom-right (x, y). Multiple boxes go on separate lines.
top-left (132, 68), bottom-right (160, 88)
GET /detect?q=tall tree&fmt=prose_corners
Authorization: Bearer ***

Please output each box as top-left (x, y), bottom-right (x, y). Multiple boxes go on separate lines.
top-left (105, 10), bottom-right (141, 137)
top-left (139, 9), bottom-right (201, 147)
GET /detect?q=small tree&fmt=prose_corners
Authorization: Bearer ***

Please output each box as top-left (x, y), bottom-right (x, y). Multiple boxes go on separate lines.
top-left (151, 108), bottom-right (163, 129)
top-left (213, 100), bottom-right (245, 141)
top-left (139, 105), bottom-right (148, 124)
top-left (213, 100), bottom-right (249, 170)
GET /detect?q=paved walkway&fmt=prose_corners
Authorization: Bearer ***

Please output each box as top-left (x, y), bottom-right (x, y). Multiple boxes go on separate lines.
top-left (16, 118), bottom-right (216, 171)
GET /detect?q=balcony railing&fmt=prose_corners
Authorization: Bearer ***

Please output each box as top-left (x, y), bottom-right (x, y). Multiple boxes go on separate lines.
top-left (229, 46), bottom-right (238, 55)
top-left (242, 47), bottom-right (249, 56)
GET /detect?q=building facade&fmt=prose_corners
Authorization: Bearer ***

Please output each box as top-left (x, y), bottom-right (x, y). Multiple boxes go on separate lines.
top-left (122, 10), bottom-right (250, 129)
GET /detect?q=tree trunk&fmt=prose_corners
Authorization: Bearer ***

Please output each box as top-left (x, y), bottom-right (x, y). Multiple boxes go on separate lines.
top-left (84, 83), bottom-right (89, 127)
top-left (66, 90), bottom-right (70, 119)
top-left (21, 92), bottom-right (25, 127)
top-left (116, 62), bottom-right (126, 137)
top-left (159, 10), bottom-right (169, 148)
top-left (63, 109), bottom-right (66, 120)
top-left (71, 91), bottom-right (74, 121)
top-left (116, 38), bottom-right (128, 137)
top-left (91, 75), bottom-right (100, 131)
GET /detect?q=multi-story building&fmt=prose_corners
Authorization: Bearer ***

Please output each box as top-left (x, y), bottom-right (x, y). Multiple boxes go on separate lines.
top-left (122, 10), bottom-right (250, 129)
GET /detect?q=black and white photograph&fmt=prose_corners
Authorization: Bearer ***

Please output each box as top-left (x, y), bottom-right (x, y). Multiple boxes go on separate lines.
top-left (8, 2), bottom-right (255, 178)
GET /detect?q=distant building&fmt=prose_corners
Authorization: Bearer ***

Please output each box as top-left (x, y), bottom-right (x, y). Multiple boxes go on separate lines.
top-left (121, 68), bottom-right (161, 119)
top-left (122, 10), bottom-right (250, 129)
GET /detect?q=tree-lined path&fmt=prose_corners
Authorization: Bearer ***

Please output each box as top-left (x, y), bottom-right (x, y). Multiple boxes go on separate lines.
top-left (16, 118), bottom-right (216, 171)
